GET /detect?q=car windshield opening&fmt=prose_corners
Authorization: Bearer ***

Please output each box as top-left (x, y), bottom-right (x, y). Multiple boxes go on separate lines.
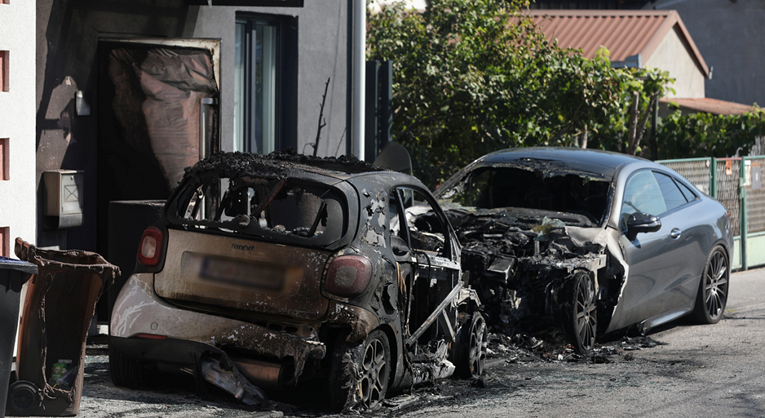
top-left (438, 166), bottom-right (610, 226)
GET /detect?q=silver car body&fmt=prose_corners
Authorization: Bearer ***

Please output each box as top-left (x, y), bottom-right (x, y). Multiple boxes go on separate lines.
top-left (435, 147), bottom-right (733, 339)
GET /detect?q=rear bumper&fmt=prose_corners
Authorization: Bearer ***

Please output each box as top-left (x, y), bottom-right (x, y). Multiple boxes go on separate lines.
top-left (111, 335), bottom-right (222, 367)
top-left (111, 273), bottom-right (326, 380)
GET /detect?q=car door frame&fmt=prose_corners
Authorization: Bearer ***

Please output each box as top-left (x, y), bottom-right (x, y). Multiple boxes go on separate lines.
top-left (614, 167), bottom-right (704, 329)
top-left (389, 185), bottom-right (462, 347)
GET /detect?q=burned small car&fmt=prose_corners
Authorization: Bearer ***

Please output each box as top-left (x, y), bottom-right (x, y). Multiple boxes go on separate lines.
top-left (109, 152), bottom-right (485, 411)
top-left (433, 148), bottom-right (732, 353)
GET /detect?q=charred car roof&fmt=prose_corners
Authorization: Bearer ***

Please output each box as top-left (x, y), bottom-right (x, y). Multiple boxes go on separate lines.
top-left (179, 151), bottom-right (390, 184)
top-left (458, 147), bottom-right (649, 180)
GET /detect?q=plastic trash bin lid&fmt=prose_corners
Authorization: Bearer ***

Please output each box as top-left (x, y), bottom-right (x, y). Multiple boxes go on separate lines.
top-left (0, 256), bottom-right (39, 274)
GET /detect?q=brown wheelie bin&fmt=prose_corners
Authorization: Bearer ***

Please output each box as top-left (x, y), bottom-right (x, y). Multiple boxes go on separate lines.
top-left (6, 239), bottom-right (119, 416)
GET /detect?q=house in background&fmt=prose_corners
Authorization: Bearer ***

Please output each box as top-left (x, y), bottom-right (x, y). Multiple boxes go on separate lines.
top-left (23, 0), bottom-right (369, 322)
top-left (527, 9), bottom-right (709, 99)
top-left (646, 0), bottom-right (765, 109)
top-left (529, 0), bottom-right (765, 111)
top-left (31, 0), bottom-right (365, 256)
top-left (526, 9), bottom-right (754, 117)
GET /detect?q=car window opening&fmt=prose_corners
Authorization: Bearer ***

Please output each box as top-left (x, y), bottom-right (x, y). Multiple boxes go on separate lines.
top-left (170, 176), bottom-right (344, 243)
top-left (439, 166), bottom-right (610, 227)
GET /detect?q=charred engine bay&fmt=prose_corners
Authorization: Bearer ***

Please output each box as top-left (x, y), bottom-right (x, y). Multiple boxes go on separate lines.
top-left (441, 209), bottom-right (611, 349)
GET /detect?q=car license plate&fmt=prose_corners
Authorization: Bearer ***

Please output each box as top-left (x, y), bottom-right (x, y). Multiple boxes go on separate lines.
top-left (200, 257), bottom-right (284, 291)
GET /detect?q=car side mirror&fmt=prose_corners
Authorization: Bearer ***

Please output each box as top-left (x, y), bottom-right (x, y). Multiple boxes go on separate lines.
top-left (626, 212), bottom-right (661, 241)
top-left (390, 235), bottom-right (411, 260)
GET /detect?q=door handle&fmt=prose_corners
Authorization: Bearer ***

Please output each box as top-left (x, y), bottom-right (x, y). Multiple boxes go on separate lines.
top-left (670, 228), bottom-right (681, 239)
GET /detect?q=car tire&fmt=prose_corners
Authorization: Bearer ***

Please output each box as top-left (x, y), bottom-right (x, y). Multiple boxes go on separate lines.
top-left (109, 343), bottom-right (145, 388)
top-left (692, 245), bottom-right (729, 324)
top-left (452, 312), bottom-right (487, 379)
top-left (328, 330), bottom-right (391, 412)
top-left (562, 271), bottom-right (597, 354)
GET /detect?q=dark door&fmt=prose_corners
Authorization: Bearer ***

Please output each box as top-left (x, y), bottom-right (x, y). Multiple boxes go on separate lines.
top-left (96, 39), bottom-right (220, 253)
top-left (97, 39), bottom-right (220, 320)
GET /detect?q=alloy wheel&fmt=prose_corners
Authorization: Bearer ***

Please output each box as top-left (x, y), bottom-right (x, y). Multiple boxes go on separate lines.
top-left (704, 249), bottom-right (728, 320)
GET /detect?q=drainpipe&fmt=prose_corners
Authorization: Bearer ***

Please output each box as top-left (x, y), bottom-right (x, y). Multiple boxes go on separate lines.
top-left (351, 0), bottom-right (366, 160)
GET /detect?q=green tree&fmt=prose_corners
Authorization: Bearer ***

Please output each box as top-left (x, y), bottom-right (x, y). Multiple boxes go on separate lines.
top-left (368, 0), bottom-right (763, 186)
top-left (368, 0), bottom-right (648, 186)
top-left (655, 109), bottom-right (765, 159)
top-left (589, 65), bottom-right (674, 158)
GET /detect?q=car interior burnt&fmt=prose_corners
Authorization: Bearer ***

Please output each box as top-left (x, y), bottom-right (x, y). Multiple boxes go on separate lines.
top-left (387, 188), bottom-right (485, 384)
top-left (442, 166), bottom-right (610, 227)
top-left (168, 176), bottom-right (347, 245)
top-left (111, 152), bottom-right (489, 411)
top-left (391, 189), bottom-right (447, 341)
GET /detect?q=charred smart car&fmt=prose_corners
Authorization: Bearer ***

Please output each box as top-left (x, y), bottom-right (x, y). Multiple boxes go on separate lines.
top-left (433, 148), bottom-right (732, 353)
top-left (109, 152), bottom-right (485, 411)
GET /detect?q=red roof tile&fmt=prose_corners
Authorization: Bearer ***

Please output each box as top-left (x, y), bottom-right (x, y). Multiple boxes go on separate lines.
top-left (524, 10), bottom-right (709, 78)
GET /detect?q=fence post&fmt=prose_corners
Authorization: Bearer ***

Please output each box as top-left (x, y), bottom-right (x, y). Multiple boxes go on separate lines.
top-left (740, 157), bottom-right (748, 271)
top-left (710, 158), bottom-right (717, 199)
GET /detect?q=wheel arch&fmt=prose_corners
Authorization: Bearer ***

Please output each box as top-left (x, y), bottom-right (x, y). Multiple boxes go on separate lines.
top-left (375, 323), bottom-right (401, 390)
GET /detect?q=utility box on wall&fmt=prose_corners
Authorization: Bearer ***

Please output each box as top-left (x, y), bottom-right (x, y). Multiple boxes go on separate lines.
top-left (44, 170), bottom-right (84, 229)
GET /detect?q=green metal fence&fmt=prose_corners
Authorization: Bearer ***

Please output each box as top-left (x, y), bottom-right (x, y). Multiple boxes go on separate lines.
top-left (659, 156), bottom-right (765, 271)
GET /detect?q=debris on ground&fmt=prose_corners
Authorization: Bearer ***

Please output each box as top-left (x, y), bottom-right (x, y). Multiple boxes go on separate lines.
top-left (486, 332), bottom-right (666, 364)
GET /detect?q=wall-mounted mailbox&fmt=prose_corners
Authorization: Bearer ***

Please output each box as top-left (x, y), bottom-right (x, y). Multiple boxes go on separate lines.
top-left (44, 170), bottom-right (84, 229)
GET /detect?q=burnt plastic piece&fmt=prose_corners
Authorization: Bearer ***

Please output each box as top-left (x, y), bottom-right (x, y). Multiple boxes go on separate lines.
top-left (10, 238), bottom-right (119, 417)
top-left (0, 256), bottom-right (37, 418)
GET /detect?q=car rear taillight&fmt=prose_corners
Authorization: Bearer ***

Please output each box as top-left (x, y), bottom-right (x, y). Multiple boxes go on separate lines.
top-left (325, 255), bottom-right (372, 297)
top-left (137, 227), bottom-right (164, 267)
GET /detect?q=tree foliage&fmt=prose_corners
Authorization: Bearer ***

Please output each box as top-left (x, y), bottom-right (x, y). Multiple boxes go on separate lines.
top-left (367, 0), bottom-right (764, 187)
top-left (655, 109), bottom-right (765, 159)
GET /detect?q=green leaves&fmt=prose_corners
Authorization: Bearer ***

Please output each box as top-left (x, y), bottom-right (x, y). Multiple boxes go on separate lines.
top-left (367, 0), bottom-right (763, 187)
top-left (655, 108), bottom-right (765, 159)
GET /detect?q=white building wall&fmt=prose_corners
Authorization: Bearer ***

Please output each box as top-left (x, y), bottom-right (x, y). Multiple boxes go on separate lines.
top-left (0, 1), bottom-right (37, 255)
top-left (644, 27), bottom-right (705, 99)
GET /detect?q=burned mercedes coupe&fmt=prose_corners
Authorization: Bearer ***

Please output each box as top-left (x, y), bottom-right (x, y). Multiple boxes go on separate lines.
top-left (433, 148), bottom-right (733, 353)
top-left (109, 152), bottom-right (485, 411)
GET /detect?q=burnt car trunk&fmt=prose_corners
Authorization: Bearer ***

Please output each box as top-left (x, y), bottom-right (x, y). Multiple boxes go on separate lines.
top-left (154, 229), bottom-right (333, 323)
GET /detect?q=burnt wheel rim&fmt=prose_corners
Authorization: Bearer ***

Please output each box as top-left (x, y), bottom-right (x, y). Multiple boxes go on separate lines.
top-left (575, 276), bottom-right (597, 350)
top-left (705, 250), bottom-right (728, 320)
top-left (468, 316), bottom-right (486, 377)
top-left (359, 338), bottom-right (388, 408)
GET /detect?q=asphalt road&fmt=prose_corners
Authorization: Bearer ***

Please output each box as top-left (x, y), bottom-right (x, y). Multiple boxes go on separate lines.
top-left (71, 267), bottom-right (765, 418)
